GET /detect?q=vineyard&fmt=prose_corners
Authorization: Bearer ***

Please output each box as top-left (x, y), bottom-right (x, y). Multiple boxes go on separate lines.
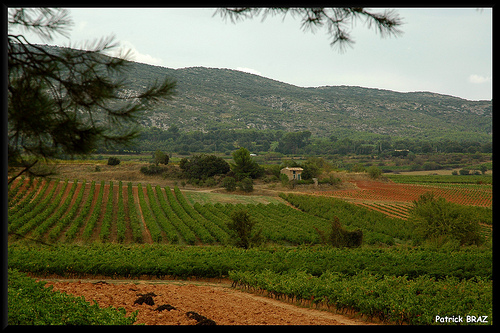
top-left (7, 175), bottom-right (493, 325)
top-left (8, 176), bottom-right (492, 246)
top-left (8, 244), bottom-right (493, 325)
top-left (229, 269), bottom-right (492, 325)
top-left (8, 177), bottom-right (346, 246)
top-left (355, 202), bottom-right (412, 220)
top-left (313, 180), bottom-right (492, 207)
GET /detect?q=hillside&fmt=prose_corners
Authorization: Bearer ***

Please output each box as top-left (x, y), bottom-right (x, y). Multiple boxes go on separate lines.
top-left (125, 63), bottom-right (491, 141)
top-left (36, 45), bottom-right (493, 141)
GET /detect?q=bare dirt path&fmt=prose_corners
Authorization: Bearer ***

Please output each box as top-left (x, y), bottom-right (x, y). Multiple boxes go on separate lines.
top-left (38, 278), bottom-right (375, 325)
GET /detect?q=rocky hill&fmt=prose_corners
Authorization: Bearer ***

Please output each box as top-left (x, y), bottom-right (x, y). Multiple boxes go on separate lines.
top-left (35, 45), bottom-right (493, 141)
top-left (125, 63), bottom-right (491, 141)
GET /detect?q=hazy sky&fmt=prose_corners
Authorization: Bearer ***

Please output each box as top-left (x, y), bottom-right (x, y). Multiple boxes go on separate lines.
top-left (13, 7), bottom-right (492, 101)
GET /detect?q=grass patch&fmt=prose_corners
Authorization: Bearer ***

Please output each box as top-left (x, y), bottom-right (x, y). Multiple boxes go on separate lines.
top-left (183, 190), bottom-right (285, 205)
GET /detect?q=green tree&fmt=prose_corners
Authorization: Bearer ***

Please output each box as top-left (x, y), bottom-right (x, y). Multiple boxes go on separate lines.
top-left (301, 157), bottom-right (325, 180)
top-left (180, 154), bottom-right (230, 179)
top-left (227, 209), bottom-right (263, 249)
top-left (154, 150), bottom-right (169, 166)
top-left (276, 131), bottom-right (311, 154)
top-left (7, 8), bottom-right (176, 184)
top-left (231, 147), bottom-right (263, 180)
top-left (409, 193), bottom-right (483, 246)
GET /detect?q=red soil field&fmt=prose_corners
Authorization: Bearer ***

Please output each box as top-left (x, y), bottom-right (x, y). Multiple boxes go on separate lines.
top-left (314, 180), bottom-right (492, 207)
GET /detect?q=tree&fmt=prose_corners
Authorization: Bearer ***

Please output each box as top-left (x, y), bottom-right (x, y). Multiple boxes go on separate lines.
top-left (227, 209), bottom-right (263, 249)
top-left (277, 131), bottom-right (311, 154)
top-left (154, 150), bottom-right (169, 166)
top-left (301, 157), bottom-right (324, 180)
top-left (409, 193), bottom-right (483, 246)
top-left (180, 154), bottom-right (230, 179)
top-left (216, 8), bottom-right (403, 52)
top-left (7, 8), bottom-right (176, 184)
top-left (231, 147), bottom-right (263, 180)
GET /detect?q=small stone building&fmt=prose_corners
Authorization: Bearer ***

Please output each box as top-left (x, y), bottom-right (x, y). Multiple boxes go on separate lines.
top-left (280, 167), bottom-right (303, 181)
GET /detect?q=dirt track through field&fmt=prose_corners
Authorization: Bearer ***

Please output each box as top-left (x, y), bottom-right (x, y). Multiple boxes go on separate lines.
top-left (39, 278), bottom-right (375, 325)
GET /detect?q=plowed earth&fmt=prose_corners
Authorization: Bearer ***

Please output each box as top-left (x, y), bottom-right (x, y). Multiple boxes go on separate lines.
top-left (40, 279), bottom-right (374, 325)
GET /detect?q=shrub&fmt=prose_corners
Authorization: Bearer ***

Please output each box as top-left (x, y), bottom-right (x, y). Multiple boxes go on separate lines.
top-left (367, 166), bottom-right (382, 179)
top-left (180, 154), bottom-right (230, 179)
top-left (459, 169), bottom-right (470, 175)
top-left (409, 192), bottom-right (483, 246)
top-left (315, 216), bottom-right (363, 248)
top-left (140, 164), bottom-right (165, 175)
top-left (237, 177), bottom-right (254, 192)
top-left (422, 162), bottom-right (440, 170)
top-left (280, 174), bottom-right (289, 186)
top-left (222, 176), bottom-right (237, 192)
top-left (107, 157), bottom-right (120, 166)
top-left (154, 150), bottom-right (169, 165)
top-left (318, 175), bottom-right (341, 185)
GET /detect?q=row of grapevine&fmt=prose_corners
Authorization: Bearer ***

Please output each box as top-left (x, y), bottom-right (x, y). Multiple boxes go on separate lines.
top-left (82, 181), bottom-right (105, 240)
top-left (281, 193), bottom-right (414, 245)
top-left (127, 182), bottom-right (143, 243)
top-left (116, 181), bottom-right (127, 243)
top-left (229, 269), bottom-right (492, 325)
top-left (155, 185), bottom-right (197, 244)
top-left (31, 180), bottom-right (79, 240)
top-left (136, 183), bottom-right (163, 242)
top-left (99, 181), bottom-right (115, 242)
top-left (9, 243), bottom-right (492, 281)
top-left (8, 178), bottom-right (49, 226)
top-left (64, 181), bottom-right (95, 242)
top-left (47, 180), bottom-right (87, 242)
top-left (7, 176), bottom-right (26, 205)
top-left (146, 184), bottom-right (179, 243)
top-left (9, 177), bottom-right (417, 246)
top-left (356, 202), bottom-right (412, 220)
top-left (173, 186), bottom-right (230, 244)
top-left (9, 179), bottom-right (63, 237)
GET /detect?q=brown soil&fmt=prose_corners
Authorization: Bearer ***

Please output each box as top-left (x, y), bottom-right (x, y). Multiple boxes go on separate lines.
top-left (40, 278), bottom-right (374, 325)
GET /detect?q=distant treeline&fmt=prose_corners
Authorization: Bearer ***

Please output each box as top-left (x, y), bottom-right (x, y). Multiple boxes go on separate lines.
top-left (98, 126), bottom-right (492, 156)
